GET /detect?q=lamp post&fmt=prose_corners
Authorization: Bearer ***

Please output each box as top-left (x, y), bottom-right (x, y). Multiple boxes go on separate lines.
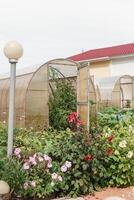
top-left (4, 41), bottom-right (23, 157)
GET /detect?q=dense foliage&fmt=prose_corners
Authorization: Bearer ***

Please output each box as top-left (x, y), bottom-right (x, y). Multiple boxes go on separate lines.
top-left (0, 108), bottom-right (134, 198)
top-left (49, 79), bottom-right (77, 130)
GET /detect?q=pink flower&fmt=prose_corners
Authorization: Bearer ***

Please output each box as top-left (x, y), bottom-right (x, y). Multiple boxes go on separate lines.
top-left (51, 173), bottom-right (58, 180)
top-left (29, 156), bottom-right (37, 165)
top-left (31, 181), bottom-right (36, 188)
top-left (14, 148), bottom-right (21, 156)
top-left (65, 161), bottom-right (72, 168)
top-left (44, 154), bottom-right (51, 162)
top-left (58, 176), bottom-right (63, 182)
top-left (23, 182), bottom-right (29, 190)
top-left (47, 161), bottom-right (52, 168)
top-left (23, 162), bottom-right (30, 170)
top-left (61, 165), bottom-right (67, 172)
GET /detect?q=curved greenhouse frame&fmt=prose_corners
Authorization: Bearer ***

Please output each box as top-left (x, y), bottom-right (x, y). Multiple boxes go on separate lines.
top-left (96, 75), bottom-right (134, 109)
top-left (0, 59), bottom-right (79, 128)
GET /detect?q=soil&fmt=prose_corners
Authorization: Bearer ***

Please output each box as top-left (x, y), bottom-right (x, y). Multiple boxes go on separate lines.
top-left (84, 186), bottom-right (134, 200)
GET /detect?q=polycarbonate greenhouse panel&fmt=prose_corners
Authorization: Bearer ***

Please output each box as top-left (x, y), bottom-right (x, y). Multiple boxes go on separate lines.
top-left (96, 75), bottom-right (133, 109)
top-left (0, 58), bottom-right (79, 128)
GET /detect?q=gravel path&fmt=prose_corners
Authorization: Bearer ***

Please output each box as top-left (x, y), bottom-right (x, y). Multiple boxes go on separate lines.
top-left (52, 186), bottom-right (134, 200)
top-left (84, 186), bottom-right (134, 200)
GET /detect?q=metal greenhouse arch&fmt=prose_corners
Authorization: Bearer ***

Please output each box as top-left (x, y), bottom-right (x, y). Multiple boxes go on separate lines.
top-left (0, 58), bottom-right (79, 128)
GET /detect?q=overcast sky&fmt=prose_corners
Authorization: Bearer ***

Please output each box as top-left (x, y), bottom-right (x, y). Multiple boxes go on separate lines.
top-left (0, 0), bottom-right (134, 73)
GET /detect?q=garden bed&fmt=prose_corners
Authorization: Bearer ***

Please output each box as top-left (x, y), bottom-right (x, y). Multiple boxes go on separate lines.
top-left (0, 108), bottom-right (134, 200)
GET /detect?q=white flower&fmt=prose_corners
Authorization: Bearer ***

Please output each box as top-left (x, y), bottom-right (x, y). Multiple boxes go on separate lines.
top-left (127, 151), bottom-right (133, 158)
top-left (38, 156), bottom-right (44, 162)
top-left (114, 150), bottom-right (120, 155)
top-left (23, 182), bottom-right (29, 190)
top-left (129, 125), bottom-right (133, 132)
top-left (119, 140), bottom-right (127, 148)
top-left (128, 125), bottom-right (134, 133)
top-left (58, 176), bottom-right (63, 182)
top-left (61, 165), bottom-right (67, 172)
top-left (51, 173), bottom-right (58, 180)
top-left (51, 181), bottom-right (55, 186)
top-left (31, 181), bottom-right (36, 188)
top-left (23, 162), bottom-right (30, 170)
top-left (65, 161), bottom-right (72, 168)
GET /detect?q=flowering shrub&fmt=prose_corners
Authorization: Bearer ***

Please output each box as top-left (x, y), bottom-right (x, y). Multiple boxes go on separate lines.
top-left (2, 148), bottom-right (73, 198)
top-left (0, 109), bottom-right (134, 198)
top-left (90, 108), bottom-right (134, 187)
top-left (103, 125), bottom-right (134, 186)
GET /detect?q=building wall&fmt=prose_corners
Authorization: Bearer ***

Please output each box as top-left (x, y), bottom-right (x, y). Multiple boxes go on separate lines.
top-left (89, 56), bottom-right (134, 78)
top-left (90, 60), bottom-right (111, 78)
top-left (111, 56), bottom-right (134, 76)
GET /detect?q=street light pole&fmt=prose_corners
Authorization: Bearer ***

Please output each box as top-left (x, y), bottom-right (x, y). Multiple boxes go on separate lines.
top-left (4, 41), bottom-right (23, 157)
top-left (7, 60), bottom-right (17, 156)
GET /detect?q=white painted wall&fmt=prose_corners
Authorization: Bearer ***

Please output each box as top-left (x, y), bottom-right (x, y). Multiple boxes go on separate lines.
top-left (111, 56), bottom-right (134, 76)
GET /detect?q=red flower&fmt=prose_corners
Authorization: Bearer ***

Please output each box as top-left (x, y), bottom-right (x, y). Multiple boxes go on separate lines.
top-left (108, 135), bottom-right (113, 142)
top-left (71, 112), bottom-right (77, 117)
top-left (84, 154), bottom-right (93, 161)
top-left (107, 148), bottom-right (113, 156)
top-left (67, 112), bottom-right (78, 123)
top-left (76, 119), bottom-right (82, 127)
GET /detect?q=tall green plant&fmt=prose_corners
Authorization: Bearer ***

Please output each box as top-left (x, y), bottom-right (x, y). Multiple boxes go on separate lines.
top-left (49, 78), bottom-right (77, 130)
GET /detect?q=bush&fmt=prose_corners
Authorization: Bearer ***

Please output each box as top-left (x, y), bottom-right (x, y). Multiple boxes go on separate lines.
top-left (0, 109), bottom-right (134, 198)
top-left (98, 107), bottom-right (134, 129)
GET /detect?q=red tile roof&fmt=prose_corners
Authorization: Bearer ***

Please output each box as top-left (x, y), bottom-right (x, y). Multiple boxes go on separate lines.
top-left (69, 43), bottom-right (134, 62)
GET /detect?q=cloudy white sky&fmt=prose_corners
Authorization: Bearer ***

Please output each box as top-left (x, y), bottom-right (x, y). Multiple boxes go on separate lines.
top-left (0, 0), bottom-right (134, 73)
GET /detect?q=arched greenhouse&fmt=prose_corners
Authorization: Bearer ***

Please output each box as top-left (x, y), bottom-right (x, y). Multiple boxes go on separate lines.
top-left (95, 75), bottom-right (134, 109)
top-left (0, 59), bottom-right (79, 128)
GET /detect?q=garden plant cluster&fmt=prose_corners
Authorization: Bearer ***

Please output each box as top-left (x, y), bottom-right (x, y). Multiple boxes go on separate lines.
top-left (0, 108), bottom-right (134, 199)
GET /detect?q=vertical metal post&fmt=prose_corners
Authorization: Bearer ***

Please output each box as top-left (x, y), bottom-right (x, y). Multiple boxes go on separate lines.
top-left (87, 62), bottom-right (90, 133)
top-left (7, 61), bottom-right (16, 157)
top-left (132, 77), bottom-right (134, 108)
top-left (47, 64), bottom-right (50, 127)
top-left (77, 68), bottom-right (80, 115)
